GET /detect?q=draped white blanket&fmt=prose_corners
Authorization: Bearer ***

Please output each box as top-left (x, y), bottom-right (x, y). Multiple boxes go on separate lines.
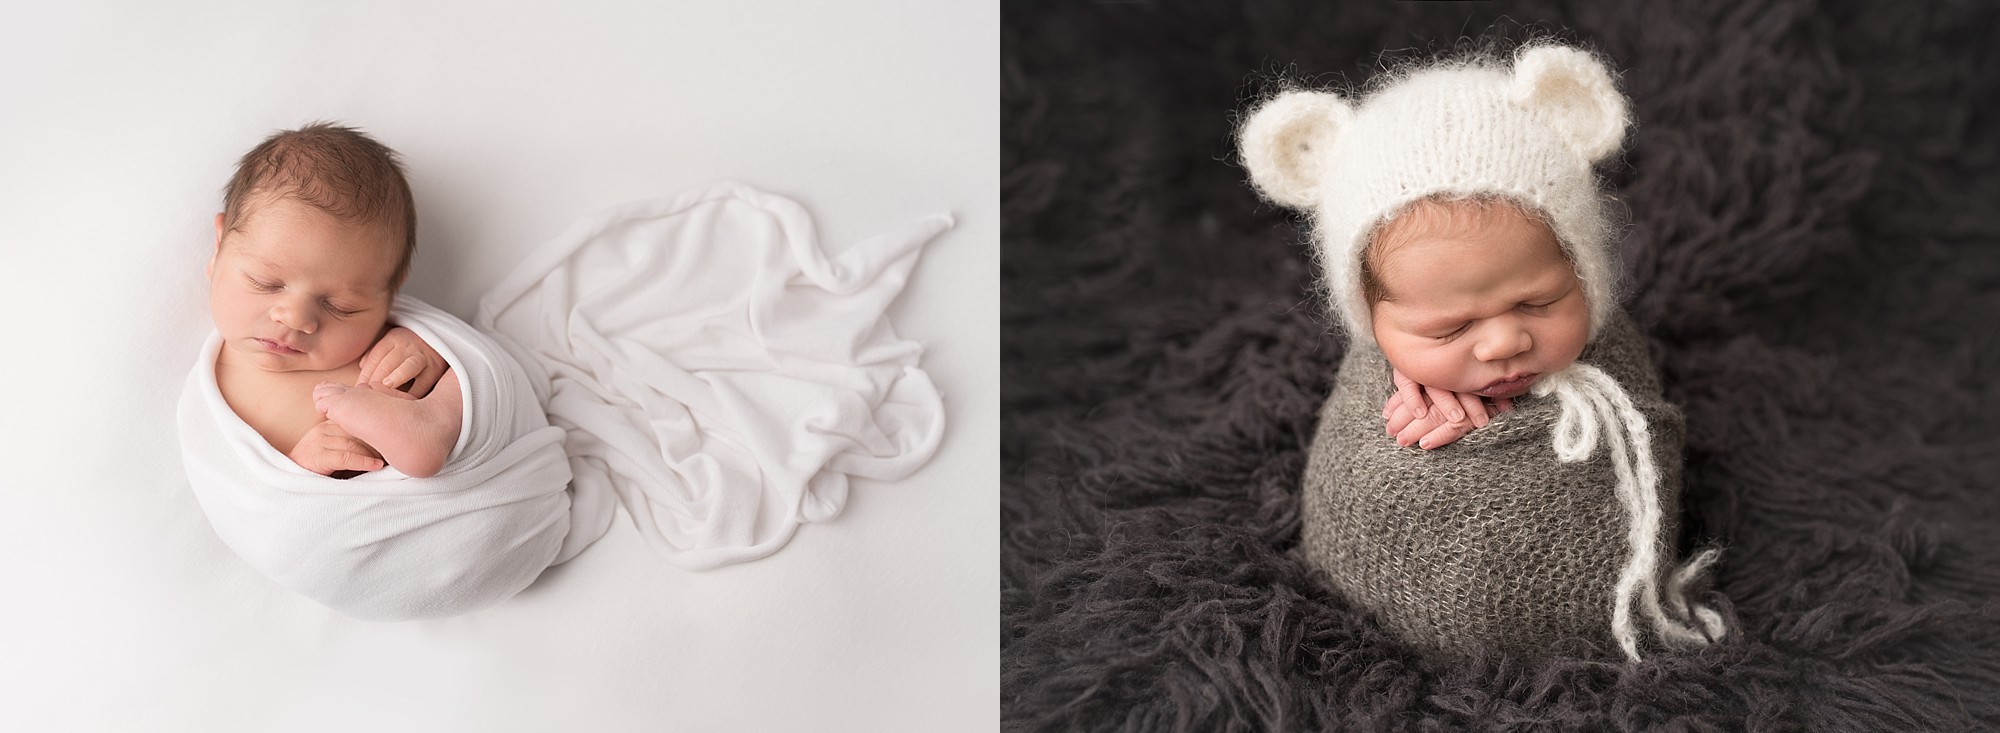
top-left (178, 181), bottom-right (952, 619)
top-left (476, 181), bottom-right (952, 569)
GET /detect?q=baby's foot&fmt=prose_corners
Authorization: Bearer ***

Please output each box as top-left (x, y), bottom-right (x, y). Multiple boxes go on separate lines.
top-left (312, 372), bottom-right (463, 478)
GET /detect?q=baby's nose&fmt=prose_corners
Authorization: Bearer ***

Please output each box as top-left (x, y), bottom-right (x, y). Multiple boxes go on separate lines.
top-left (1477, 328), bottom-right (1531, 361)
top-left (272, 303), bottom-right (317, 334)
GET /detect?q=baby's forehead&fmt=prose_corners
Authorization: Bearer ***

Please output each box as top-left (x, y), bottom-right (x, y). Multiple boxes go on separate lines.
top-left (1376, 200), bottom-right (1557, 256)
top-left (1380, 197), bottom-right (1527, 239)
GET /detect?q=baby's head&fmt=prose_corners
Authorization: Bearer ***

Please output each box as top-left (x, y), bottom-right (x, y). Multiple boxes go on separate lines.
top-left (1361, 194), bottom-right (1589, 398)
top-left (1238, 43), bottom-right (1632, 396)
top-left (206, 122), bottom-right (416, 372)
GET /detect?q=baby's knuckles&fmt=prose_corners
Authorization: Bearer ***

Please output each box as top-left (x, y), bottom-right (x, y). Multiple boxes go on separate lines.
top-left (288, 423), bottom-right (343, 475)
top-left (1384, 393), bottom-right (1477, 450)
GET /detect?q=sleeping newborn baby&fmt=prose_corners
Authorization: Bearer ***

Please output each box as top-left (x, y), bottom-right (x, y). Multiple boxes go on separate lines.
top-left (206, 122), bottom-right (459, 478)
top-left (1364, 194), bottom-right (1585, 451)
top-left (182, 122), bottom-right (585, 620)
top-left (1239, 43), bottom-right (1729, 662)
top-left (180, 121), bottom-right (953, 621)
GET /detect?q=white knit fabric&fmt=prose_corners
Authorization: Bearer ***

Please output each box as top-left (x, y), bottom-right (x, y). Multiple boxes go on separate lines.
top-left (1238, 44), bottom-right (1629, 350)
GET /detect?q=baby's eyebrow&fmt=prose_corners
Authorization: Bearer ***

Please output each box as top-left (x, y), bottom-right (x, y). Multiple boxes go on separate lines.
top-left (1411, 311), bottom-right (1476, 331)
top-left (242, 254), bottom-right (383, 299)
top-left (244, 253), bottom-right (288, 275)
top-left (1414, 286), bottom-right (1566, 328)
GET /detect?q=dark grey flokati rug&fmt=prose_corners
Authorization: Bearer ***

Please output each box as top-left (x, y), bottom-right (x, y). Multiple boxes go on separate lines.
top-left (1002, 1), bottom-right (2000, 730)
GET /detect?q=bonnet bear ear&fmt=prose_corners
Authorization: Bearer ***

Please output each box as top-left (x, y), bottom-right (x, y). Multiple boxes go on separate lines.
top-left (1238, 90), bottom-right (1354, 210)
top-left (1509, 45), bottom-right (1630, 163)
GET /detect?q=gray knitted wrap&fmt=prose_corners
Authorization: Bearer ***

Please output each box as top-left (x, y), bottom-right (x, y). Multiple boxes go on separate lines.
top-left (1300, 310), bottom-right (1701, 661)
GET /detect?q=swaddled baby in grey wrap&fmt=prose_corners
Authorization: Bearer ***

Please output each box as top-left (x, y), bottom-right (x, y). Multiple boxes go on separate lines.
top-left (1303, 310), bottom-right (1722, 660)
top-left (1239, 43), bottom-right (1728, 661)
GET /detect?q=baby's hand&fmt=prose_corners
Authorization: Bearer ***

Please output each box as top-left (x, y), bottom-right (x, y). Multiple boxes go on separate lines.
top-left (1383, 367), bottom-right (1512, 450)
top-left (287, 420), bottom-right (386, 476)
top-left (358, 326), bottom-right (447, 397)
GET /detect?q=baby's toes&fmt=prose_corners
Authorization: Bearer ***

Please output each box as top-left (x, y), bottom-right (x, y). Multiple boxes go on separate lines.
top-left (312, 381), bottom-right (349, 414)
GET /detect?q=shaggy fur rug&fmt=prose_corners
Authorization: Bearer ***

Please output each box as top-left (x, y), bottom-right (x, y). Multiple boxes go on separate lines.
top-left (1001, 1), bottom-right (2000, 730)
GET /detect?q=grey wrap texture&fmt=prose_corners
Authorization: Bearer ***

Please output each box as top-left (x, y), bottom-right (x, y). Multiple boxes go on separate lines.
top-left (1301, 309), bottom-right (1708, 661)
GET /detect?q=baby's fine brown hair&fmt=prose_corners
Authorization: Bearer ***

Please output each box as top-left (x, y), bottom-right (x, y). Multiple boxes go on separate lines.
top-left (221, 122), bottom-right (417, 291)
top-left (1359, 194), bottom-right (1563, 304)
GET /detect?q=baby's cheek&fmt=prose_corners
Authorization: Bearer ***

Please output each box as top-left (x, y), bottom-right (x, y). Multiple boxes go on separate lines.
top-left (322, 328), bottom-right (381, 368)
top-left (1401, 344), bottom-right (1461, 383)
top-left (1550, 314), bottom-right (1591, 366)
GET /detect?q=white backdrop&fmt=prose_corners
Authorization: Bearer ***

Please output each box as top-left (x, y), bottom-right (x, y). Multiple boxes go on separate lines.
top-left (0, 1), bottom-right (996, 730)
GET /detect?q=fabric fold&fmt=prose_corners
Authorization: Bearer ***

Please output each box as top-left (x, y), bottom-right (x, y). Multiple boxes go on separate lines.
top-left (476, 181), bottom-right (952, 570)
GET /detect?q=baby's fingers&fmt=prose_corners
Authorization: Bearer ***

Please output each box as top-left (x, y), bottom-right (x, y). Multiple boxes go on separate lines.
top-left (297, 440), bottom-right (381, 475)
top-left (380, 355), bottom-right (422, 390)
top-left (1453, 390), bottom-right (1489, 429)
top-left (1416, 422), bottom-right (1472, 451)
top-left (1395, 414), bottom-right (1438, 447)
top-left (409, 360), bottom-right (446, 397)
top-left (330, 432), bottom-right (383, 460)
top-left (320, 432), bottom-right (384, 469)
top-left (358, 349), bottom-right (395, 386)
top-left (358, 341), bottom-right (404, 384)
top-left (325, 447), bottom-right (386, 475)
top-left (1422, 384), bottom-right (1468, 424)
top-left (1387, 403), bottom-right (1416, 437)
top-left (1391, 368), bottom-right (1428, 419)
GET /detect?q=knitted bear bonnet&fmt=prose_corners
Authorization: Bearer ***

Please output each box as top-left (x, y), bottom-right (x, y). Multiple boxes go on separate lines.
top-left (1238, 43), bottom-right (1625, 350)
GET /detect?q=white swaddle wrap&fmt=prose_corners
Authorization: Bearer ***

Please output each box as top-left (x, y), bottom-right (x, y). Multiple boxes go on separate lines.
top-left (177, 297), bottom-right (597, 621)
top-left (179, 181), bottom-right (952, 618)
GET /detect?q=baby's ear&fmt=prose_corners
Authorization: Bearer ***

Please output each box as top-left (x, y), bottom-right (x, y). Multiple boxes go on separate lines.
top-left (1238, 90), bottom-right (1354, 210)
top-left (1509, 45), bottom-right (1630, 164)
top-left (209, 213), bottom-right (225, 279)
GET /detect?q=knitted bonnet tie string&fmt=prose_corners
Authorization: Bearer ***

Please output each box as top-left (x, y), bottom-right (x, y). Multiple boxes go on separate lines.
top-left (1531, 365), bottom-right (1729, 662)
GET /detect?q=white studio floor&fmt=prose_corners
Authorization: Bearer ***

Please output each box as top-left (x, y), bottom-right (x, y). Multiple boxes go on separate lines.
top-left (0, 2), bottom-right (998, 731)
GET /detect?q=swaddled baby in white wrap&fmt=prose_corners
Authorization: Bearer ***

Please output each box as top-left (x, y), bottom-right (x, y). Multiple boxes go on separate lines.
top-left (179, 123), bottom-right (950, 620)
top-left (180, 297), bottom-right (587, 620)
